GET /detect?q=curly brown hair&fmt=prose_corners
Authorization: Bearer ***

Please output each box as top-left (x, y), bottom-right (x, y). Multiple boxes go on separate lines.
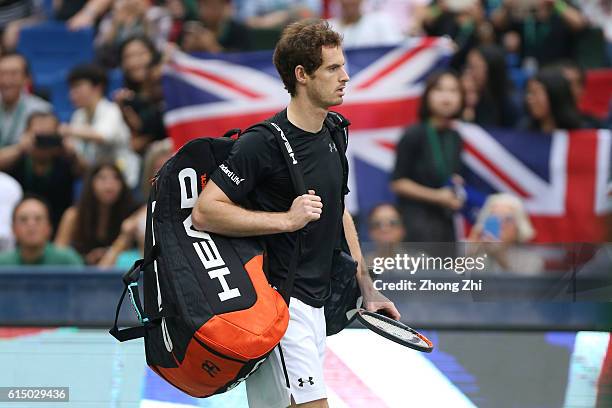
top-left (273, 19), bottom-right (342, 97)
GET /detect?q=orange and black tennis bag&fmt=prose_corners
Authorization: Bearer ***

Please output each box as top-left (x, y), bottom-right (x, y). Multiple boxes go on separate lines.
top-left (109, 113), bottom-right (358, 398)
top-left (109, 125), bottom-right (293, 397)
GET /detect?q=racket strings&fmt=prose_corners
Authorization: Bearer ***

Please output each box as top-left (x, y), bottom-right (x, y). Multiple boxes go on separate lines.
top-left (361, 314), bottom-right (429, 347)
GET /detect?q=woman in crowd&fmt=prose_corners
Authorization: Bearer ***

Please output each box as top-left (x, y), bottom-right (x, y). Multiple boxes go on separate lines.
top-left (391, 70), bottom-right (465, 243)
top-left (120, 34), bottom-right (160, 91)
top-left (54, 161), bottom-right (137, 265)
top-left (518, 66), bottom-right (584, 132)
top-left (462, 44), bottom-right (520, 127)
top-left (98, 139), bottom-right (173, 268)
top-left (468, 193), bottom-right (542, 274)
top-left (114, 35), bottom-right (167, 156)
top-left (365, 203), bottom-right (407, 262)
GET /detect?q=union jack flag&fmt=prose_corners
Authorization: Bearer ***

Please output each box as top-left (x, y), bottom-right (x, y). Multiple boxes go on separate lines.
top-left (457, 123), bottom-right (611, 242)
top-left (162, 37), bottom-right (453, 207)
top-left (162, 39), bottom-right (612, 243)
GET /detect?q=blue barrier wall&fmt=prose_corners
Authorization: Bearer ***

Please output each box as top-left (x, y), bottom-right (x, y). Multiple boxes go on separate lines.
top-left (1, 268), bottom-right (610, 330)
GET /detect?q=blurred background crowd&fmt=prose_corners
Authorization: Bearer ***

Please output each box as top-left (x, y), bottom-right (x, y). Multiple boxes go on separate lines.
top-left (0, 0), bottom-right (610, 270)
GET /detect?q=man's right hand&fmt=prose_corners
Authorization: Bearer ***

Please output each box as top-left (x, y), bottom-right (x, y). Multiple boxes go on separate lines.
top-left (285, 189), bottom-right (322, 232)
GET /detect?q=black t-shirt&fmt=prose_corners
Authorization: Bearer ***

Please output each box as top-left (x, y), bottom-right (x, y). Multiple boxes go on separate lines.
top-left (391, 123), bottom-right (462, 242)
top-left (210, 110), bottom-right (344, 307)
top-left (8, 154), bottom-right (77, 233)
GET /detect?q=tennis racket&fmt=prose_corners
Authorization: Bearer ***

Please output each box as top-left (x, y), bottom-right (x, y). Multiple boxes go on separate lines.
top-left (355, 309), bottom-right (434, 353)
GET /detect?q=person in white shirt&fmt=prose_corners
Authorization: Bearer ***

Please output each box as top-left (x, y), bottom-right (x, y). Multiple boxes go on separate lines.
top-left (328, 0), bottom-right (405, 47)
top-left (0, 52), bottom-right (51, 148)
top-left (0, 171), bottom-right (22, 251)
top-left (60, 64), bottom-right (140, 188)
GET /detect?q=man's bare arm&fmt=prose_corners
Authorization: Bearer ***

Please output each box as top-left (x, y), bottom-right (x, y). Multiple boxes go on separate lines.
top-left (342, 209), bottom-right (401, 320)
top-left (191, 180), bottom-right (322, 237)
top-left (342, 209), bottom-right (366, 280)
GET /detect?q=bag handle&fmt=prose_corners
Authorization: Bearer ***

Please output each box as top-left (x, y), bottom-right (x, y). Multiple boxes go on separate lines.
top-left (109, 245), bottom-right (173, 342)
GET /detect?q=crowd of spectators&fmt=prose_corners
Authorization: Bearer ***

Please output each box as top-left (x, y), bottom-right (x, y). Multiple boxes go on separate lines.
top-left (0, 0), bottom-right (609, 268)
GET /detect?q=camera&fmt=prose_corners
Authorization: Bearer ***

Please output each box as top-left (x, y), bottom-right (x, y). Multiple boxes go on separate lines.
top-left (34, 133), bottom-right (63, 149)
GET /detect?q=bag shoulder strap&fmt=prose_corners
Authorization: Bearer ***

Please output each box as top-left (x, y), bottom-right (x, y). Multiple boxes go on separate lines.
top-left (324, 111), bottom-right (350, 200)
top-left (323, 112), bottom-right (352, 249)
top-left (247, 121), bottom-right (306, 305)
top-left (246, 121), bottom-right (307, 195)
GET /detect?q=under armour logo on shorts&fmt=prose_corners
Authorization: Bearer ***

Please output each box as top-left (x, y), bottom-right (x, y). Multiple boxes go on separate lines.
top-left (298, 377), bottom-right (315, 387)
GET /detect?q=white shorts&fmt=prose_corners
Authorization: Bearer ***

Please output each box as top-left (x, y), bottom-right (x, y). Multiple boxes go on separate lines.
top-left (246, 297), bottom-right (327, 408)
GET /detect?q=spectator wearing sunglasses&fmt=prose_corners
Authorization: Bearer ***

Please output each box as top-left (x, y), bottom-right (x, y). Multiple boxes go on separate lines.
top-left (368, 204), bottom-right (406, 248)
top-left (468, 193), bottom-right (543, 275)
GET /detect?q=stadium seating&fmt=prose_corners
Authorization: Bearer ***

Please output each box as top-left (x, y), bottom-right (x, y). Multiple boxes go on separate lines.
top-left (17, 22), bottom-right (95, 121)
top-left (17, 22), bottom-right (94, 83)
top-left (16, 22), bottom-right (125, 121)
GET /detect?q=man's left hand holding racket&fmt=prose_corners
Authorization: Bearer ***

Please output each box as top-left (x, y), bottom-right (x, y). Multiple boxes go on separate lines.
top-left (356, 266), bottom-right (402, 320)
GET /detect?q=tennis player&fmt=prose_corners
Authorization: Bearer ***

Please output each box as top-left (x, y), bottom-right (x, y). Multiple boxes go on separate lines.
top-left (192, 19), bottom-right (400, 408)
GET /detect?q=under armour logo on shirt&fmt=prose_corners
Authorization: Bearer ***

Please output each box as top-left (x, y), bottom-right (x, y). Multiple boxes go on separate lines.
top-left (329, 142), bottom-right (337, 153)
top-left (298, 377), bottom-right (315, 387)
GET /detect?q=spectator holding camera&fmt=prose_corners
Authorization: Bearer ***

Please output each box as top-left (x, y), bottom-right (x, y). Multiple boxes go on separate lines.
top-left (0, 53), bottom-right (51, 149)
top-left (114, 35), bottom-right (167, 155)
top-left (391, 70), bottom-right (465, 242)
top-left (55, 161), bottom-right (138, 265)
top-left (0, 195), bottom-right (83, 266)
top-left (468, 193), bottom-right (542, 275)
top-left (0, 112), bottom-right (85, 232)
top-left (518, 66), bottom-right (584, 132)
top-left (60, 64), bottom-right (140, 188)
